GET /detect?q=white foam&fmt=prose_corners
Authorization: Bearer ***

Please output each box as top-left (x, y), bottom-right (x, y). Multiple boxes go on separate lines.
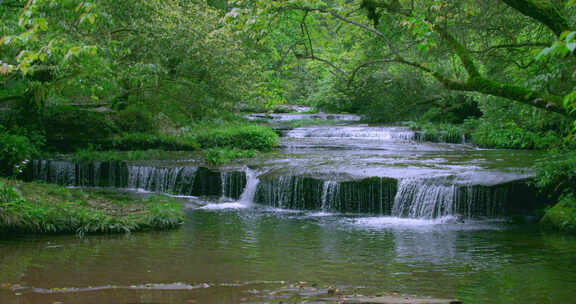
top-left (354, 216), bottom-right (459, 228)
top-left (200, 202), bottom-right (248, 210)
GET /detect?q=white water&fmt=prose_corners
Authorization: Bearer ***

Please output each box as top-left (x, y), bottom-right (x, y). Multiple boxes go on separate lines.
top-left (320, 181), bottom-right (339, 211)
top-left (286, 126), bottom-right (416, 141)
top-left (238, 168), bottom-right (260, 205)
top-left (392, 179), bottom-right (457, 219)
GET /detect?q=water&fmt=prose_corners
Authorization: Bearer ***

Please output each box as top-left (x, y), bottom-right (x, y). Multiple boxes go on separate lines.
top-left (8, 121), bottom-right (569, 302)
top-left (1, 208), bottom-right (576, 303)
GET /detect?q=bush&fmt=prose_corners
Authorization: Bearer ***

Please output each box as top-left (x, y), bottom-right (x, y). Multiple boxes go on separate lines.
top-left (0, 129), bottom-right (38, 176)
top-left (471, 121), bottom-right (562, 149)
top-left (204, 148), bottom-right (257, 166)
top-left (114, 106), bottom-right (157, 133)
top-left (194, 124), bottom-right (278, 151)
top-left (108, 133), bottom-right (200, 151)
top-left (407, 122), bottom-right (467, 144)
top-left (42, 107), bottom-right (118, 144)
top-left (533, 150), bottom-right (576, 199)
top-left (540, 195), bottom-right (576, 233)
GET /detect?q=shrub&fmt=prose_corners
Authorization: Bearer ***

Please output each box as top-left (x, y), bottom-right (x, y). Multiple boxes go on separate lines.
top-left (533, 150), bottom-right (576, 199)
top-left (407, 122), bottom-right (467, 144)
top-left (204, 148), bottom-right (257, 166)
top-left (0, 129), bottom-right (38, 176)
top-left (194, 124), bottom-right (278, 151)
top-left (471, 122), bottom-right (561, 149)
top-left (108, 133), bottom-right (200, 151)
top-left (540, 195), bottom-right (576, 233)
top-left (114, 106), bottom-right (157, 133)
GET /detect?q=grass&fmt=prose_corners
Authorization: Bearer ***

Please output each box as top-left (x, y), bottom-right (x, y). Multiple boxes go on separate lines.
top-left (0, 178), bottom-right (184, 235)
top-left (70, 149), bottom-right (202, 162)
top-left (203, 147), bottom-right (257, 166)
top-left (190, 123), bottom-right (278, 151)
top-left (105, 132), bottom-right (200, 151)
top-left (63, 123), bottom-right (278, 164)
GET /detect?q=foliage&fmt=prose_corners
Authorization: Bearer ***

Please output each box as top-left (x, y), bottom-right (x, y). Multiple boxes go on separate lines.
top-left (107, 133), bottom-right (200, 152)
top-left (70, 149), bottom-right (195, 162)
top-left (407, 121), bottom-right (467, 144)
top-left (540, 195), bottom-right (576, 233)
top-left (0, 128), bottom-right (38, 176)
top-left (113, 106), bottom-right (157, 133)
top-left (469, 96), bottom-right (571, 149)
top-left (534, 150), bottom-right (576, 199)
top-left (204, 148), bottom-right (257, 166)
top-left (193, 124), bottom-right (278, 151)
top-left (471, 122), bottom-right (562, 149)
top-left (0, 179), bottom-right (183, 235)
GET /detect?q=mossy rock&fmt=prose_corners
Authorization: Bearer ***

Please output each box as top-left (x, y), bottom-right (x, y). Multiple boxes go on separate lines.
top-left (541, 197), bottom-right (576, 233)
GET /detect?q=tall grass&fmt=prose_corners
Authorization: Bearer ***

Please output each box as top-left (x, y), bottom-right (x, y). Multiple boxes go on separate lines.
top-left (0, 180), bottom-right (183, 235)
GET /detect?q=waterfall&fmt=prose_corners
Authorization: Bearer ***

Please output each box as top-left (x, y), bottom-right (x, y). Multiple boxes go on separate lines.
top-left (238, 169), bottom-right (260, 205)
top-left (255, 176), bottom-right (397, 213)
top-left (286, 126), bottom-right (416, 141)
top-left (126, 165), bottom-right (197, 195)
top-left (220, 171), bottom-right (248, 200)
top-left (392, 179), bottom-right (457, 219)
top-left (392, 179), bottom-right (509, 219)
top-left (321, 181), bottom-right (339, 211)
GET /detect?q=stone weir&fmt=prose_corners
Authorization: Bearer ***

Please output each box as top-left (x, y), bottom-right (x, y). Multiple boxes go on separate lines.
top-left (25, 160), bottom-right (247, 200)
top-left (25, 160), bottom-right (545, 219)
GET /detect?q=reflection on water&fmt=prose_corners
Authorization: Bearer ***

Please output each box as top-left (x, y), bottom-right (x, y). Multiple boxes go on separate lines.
top-left (1, 207), bottom-right (576, 303)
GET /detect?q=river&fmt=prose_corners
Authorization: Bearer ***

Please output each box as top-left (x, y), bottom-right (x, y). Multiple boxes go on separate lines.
top-left (1, 117), bottom-right (575, 303)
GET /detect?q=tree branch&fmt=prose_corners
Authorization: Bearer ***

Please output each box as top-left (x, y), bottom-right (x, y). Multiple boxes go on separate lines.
top-left (295, 54), bottom-right (347, 77)
top-left (500, 0), bottom-right (572, 37)
top-left (471, 42), bottom-right (550, 54)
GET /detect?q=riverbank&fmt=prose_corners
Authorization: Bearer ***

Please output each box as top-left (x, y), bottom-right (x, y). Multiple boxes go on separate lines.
top-left (0, 178), bottom-right (184, 235)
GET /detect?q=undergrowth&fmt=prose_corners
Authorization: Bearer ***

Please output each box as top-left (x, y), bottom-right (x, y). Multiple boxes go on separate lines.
top-left (0, 179), bottom-right (183, 235)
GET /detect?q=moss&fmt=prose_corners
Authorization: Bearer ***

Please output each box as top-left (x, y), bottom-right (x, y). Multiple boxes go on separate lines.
top-left (541, 196), bottom-right (576, 233)
top-left (0, 178), bottom-right (184, 235)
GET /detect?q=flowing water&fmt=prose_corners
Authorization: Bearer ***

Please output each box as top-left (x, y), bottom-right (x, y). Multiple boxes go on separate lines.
top-left (3, 118), bottom-right (576, 303)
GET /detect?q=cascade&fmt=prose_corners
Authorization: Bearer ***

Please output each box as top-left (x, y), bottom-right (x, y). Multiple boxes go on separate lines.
top-left (238, 169), bottom-right (260, 204)
top-left (320, 181), bottom-right (339, 211)
top-left (286, 126), bottom-right (416, 141)
top-left (391, 179), bottom-right (509, 219)
top-left (255, 176), bottom-right (397, 213)
top-left (220, 171), bottom-right (248, 200)
top-left (126, 165), bottom-right (198, 195)
top-left (255, 176), bottom-right (323, 210)
top-left (27, 160), bottom-right (248, 199)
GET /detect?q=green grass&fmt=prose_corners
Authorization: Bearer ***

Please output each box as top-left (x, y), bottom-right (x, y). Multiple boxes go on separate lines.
top-left (192, 123), bottom-right (278, 151)
top-left (203, 147), bottom-right (257, 166)
top-left (0, 179), bottom-right (183, 235)
top-left (64, 123), bottom-right (278, 164)
top-left (105, 132), bottom-right (200, 151)
top-left (70, 149), bottom-right (201, 162)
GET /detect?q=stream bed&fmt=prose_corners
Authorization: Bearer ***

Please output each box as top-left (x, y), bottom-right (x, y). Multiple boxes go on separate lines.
top-left (2, 118), bottom-right (576, 303)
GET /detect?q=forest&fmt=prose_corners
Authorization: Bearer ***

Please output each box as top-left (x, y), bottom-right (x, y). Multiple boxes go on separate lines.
top-left (1, 1), bottom-right (576, 303)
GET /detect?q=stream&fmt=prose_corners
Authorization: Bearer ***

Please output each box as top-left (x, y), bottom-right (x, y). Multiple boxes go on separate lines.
top-left (2, 115), bottom-right (576, 303)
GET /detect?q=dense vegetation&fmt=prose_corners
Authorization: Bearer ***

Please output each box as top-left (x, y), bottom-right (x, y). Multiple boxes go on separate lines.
top-left (0, 178), bottom-right (183, 234)
top-left (1, 0), bottom-right (576, 232)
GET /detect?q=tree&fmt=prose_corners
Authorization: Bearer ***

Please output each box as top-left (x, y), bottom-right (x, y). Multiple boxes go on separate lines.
top-left (224, 0), bottom-right (576, 118)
